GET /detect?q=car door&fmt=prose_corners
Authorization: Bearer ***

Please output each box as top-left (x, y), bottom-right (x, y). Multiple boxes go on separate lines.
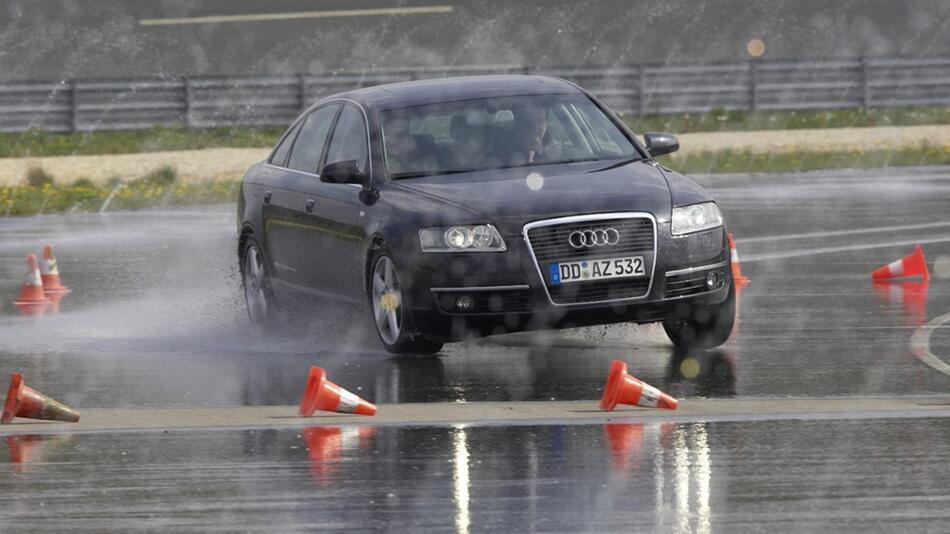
top-left (293, 103), bottom-right (369, 299)
top-left (263, 103), bottom-right (341, 287)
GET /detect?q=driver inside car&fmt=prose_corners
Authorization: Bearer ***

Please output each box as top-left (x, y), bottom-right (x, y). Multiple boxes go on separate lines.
top-left (486, 104), bottom-right (561, 167)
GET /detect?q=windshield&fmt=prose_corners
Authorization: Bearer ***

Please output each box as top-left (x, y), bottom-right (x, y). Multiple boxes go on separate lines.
top-left (381, 94), bottom-right (641, 179)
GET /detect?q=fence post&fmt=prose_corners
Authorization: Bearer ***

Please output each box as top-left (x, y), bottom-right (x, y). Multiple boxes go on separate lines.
top-left (861, 57), bottom-right (871, 108)
top-left (298, 73), bottom-right (308, 112)
top-left (184, 78), bottom-right (194, 128)
top-left (69, 80), bottom-right (79, 132)
top-left (637, 64), bottom-right (647, 117)
top-left (749, 61), bottom-right (759, 112)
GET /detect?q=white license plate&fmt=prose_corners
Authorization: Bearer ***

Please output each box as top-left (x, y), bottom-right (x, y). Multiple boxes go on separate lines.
top-left (549, 256), bottom-right (646, 285)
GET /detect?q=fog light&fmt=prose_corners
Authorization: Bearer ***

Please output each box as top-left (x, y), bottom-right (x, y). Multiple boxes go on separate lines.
top-left (705, 271), bottom-right (719, 289)
top-left (456, 295), bottom-right (474, 311)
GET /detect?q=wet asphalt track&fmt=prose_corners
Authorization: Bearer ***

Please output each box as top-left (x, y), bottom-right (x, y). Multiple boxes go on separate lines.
top-left (1, 166), bottom-right (950, 531)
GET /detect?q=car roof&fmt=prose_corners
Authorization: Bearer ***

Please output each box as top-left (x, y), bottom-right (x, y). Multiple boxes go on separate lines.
top-left (320, 75), bottom-right (583, 111)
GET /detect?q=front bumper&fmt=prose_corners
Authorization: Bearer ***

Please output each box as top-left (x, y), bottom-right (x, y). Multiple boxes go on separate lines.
top-left (402, 215), bottom-right (730, 341)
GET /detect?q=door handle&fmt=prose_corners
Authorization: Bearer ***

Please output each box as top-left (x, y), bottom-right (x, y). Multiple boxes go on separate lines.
top-left (305, 198), bottom-right (315, 213)
top-left (263, 190), bottom-right (272, 206)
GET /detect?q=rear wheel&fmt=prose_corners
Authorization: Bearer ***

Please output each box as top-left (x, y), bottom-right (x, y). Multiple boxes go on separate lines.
top-left (242, 238), bottom-right (281, 331)
top-left (663, 281), bottom-right (736, 349)
top-left (369, 253), bottom-right (443, 355)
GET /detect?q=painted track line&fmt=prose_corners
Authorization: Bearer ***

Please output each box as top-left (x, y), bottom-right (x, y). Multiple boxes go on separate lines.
top-left (3, 397), bottom-right (950, 436)
top-left (737, 220), bottom-right (950, 244)
top-left (744, 235), bottom-right (950, 263)
top-left (139, 6), bottom-right (454, 26)
top-left (911, 311), bottom-right (950, 377)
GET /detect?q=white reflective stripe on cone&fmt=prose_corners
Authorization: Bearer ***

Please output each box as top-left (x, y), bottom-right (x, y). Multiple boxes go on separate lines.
top-left (639, 383), bottom-right (661, 408)
top-left (25, 270), bottom-right (41, 286)
top-left (40, 259), bottom-right (57, 275)
top-left (888, 259), bottom-right (905, 277)
top-left (731, 248), bottom-right (740, 263)
top-left (336, 389), bottom-right (360, 413)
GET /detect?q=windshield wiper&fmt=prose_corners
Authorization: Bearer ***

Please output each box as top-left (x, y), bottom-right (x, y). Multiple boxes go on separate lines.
top-left (587, 155), bottom-right (646, 173)
top-left (488, 157), bottom-right (603, 172)
top-left (391, 169), bottom-right (479, 180)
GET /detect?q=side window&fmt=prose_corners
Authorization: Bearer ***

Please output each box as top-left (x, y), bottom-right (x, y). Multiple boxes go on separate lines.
top-left (287, 104), bottom-right (340, 173)
top-left (269, 120), bottom-right (302, 166)
top-left (324, 104), bottom-right (369, 174)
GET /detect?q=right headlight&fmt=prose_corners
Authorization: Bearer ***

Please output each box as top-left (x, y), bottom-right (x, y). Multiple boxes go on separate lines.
top-left (418, 224), bottom-right (507, 252)
top-left (671, 202), bottom-right (723, 236)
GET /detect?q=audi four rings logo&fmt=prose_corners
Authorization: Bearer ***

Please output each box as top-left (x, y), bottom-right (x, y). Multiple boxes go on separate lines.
top-left (568, 228), bottom-right (621, 248)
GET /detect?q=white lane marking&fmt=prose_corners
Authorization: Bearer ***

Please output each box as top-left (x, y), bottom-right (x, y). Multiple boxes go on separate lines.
top-left (743, 235), bottom-right (950, 263)
top-left (910, 311), bottom-right (950, 377)
top-left (737, 221), bottom-right (950, 244)
top-left (139, 5), bottom-right (454, 26)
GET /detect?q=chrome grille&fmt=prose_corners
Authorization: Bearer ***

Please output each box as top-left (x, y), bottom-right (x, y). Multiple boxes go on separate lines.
top-left (525, 214), bottom-right (656, 305)
top-left (527, 218), bottom-right (654, 262)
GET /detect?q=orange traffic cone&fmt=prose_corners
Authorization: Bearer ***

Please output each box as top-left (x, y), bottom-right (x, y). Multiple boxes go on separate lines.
top-left (39, 245), bottom-right (69, 294)
top-left (2, 373), bottom-right (80, 423)
top-left (727, 233), bottom-right (749, 286)
top-left (600, 360), bottom-right (678, 411)
top-left (872, 244), bottom-right (929, 281)
top-left (13, 254), bottom-right (51, 307)
top-left (299, 366), bottom-right (376, 416)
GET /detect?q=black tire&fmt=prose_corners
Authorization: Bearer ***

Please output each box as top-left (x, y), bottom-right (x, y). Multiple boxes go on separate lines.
top-left (367, 250), bottom-right (444, 355)
top-left (663, 281), bottom-right (736, 349)
top-left (241, 236), bottom-right (282, 332)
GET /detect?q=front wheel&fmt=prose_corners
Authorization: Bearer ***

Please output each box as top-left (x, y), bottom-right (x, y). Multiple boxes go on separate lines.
top-left (663, 282), bottom-right (736, 349)
top-left (369, 253), bottom-right (443, 355)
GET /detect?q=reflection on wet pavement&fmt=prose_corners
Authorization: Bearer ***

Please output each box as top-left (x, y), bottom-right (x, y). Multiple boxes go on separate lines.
top-left (2, 418), bottom-right (950, 531)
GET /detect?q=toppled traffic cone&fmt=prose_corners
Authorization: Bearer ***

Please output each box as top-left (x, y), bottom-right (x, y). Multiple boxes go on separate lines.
top-left (727, 233), bottom-right (749, 287)
top-left (2, 373), bottom-right (80, 423)
top-left (299, 366), bottom-right (376, 417)
top-left (13, 254), bottom-right (51, 307)
top-left (599, 360), bottom-right (678, 411)
top-left (39, 245), bottom-right (69, 295)
top-left (872, 244), bottom-right (929, 281)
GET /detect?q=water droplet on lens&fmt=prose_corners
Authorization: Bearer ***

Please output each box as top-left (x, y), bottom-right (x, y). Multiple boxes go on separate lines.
top-left (526, 172), bottom-right (544, 191)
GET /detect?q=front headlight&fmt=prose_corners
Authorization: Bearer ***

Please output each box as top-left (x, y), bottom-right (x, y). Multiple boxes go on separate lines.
top-left (419, 224), bottom-right (507, 252)
top-left (671, 202), bottom-right (723, 236)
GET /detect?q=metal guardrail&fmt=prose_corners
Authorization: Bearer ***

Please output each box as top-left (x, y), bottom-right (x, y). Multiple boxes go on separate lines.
top-left (2, 57), bottom-right (949, 133)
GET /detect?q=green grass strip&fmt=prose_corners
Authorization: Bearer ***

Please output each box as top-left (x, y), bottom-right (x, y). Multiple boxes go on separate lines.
top-left (0, 179), bottom-right (240, 217)
top-left (1, 106), bottom-right (948, 159)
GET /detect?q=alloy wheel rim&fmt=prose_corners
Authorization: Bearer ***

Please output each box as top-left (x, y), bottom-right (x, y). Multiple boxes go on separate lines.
top-left (244, 245), bottom-right (268, 324)
top-left (372, 256), bottom-right (402, 345)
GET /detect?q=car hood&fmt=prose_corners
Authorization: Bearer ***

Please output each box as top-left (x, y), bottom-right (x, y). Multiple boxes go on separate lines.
top-left (392, 160), bottom-right (672, 235)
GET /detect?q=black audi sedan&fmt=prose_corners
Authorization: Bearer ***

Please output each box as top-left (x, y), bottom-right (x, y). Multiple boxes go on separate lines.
top-left (238, 75), bottom-right (735, 354)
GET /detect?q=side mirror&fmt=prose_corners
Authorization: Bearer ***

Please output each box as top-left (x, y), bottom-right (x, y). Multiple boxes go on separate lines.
top-left (643, 132), bottom-right (679, 157)
top-left (319, 160), bottom-right (365, 184)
